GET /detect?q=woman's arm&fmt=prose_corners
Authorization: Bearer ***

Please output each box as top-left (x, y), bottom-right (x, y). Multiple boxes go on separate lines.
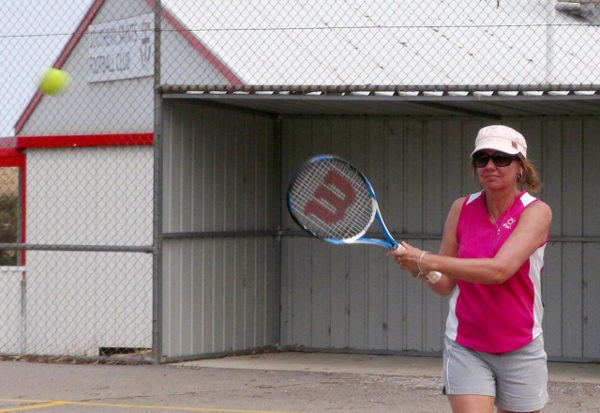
top-left (396, 200), bottom-right (552, 285)
top-left (425, 198), bottom-right (462, 296)
top-left (389, 197), bottom-right (464, 297)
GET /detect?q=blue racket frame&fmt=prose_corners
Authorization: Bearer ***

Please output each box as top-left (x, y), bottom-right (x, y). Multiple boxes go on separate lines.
top-left (287, 154), bottom-right (399, 250)
top-left (327, 181), bottom-right (398, 249)
top-left (287, 154), bottom-right (441, 284)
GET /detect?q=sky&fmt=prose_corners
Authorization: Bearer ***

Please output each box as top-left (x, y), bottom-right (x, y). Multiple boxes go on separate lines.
top-left (0, 0), bottom-right (93, 138)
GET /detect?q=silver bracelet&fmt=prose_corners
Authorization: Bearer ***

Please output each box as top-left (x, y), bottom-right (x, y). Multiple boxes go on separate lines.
top-left (417, 250), bottom-right (429, 275)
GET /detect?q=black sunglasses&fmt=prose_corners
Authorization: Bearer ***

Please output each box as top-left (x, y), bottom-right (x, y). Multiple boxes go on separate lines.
top-left (472, 151), bottom-right (518, 168)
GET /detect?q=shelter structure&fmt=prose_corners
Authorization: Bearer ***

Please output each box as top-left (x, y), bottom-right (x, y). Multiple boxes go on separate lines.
top-left (3, 0), bottom-right (599, 362)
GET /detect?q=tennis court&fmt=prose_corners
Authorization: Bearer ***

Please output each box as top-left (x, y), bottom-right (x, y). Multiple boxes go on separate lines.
top-left (0, 353), bottom-right (598, 412)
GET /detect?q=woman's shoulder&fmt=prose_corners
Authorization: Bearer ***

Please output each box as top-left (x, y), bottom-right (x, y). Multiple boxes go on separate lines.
top-left (520, 196), bottom-right (552, 227)
top-left (450, 196), bottom-right (467, 211)
top-left (521, 192), bottom-right (552, 213)
top-left (448, 195), bottom-right (470, 221)
top-left (452, 191), bottom-right (483, 210)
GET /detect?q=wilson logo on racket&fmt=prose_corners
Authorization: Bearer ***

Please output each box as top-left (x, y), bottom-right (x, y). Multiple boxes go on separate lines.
top-left (304, 170), bottom-right (356, 224)
top-left (288, 155), bottom-right (442, 284)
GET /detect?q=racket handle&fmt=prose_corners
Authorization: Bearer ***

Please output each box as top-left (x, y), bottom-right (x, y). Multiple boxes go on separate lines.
top-left (393, 244), bottom-right (442, 284)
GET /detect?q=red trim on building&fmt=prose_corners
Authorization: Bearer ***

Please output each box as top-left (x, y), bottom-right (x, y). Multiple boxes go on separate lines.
top-left (146, 0), bottom-right (243, 85)
top-left (20, 162), bottom-right (26, 266)
top-left (0, 138), bottom-right (17, 149)
top-left (0, 149), bottom-right (27, 264)
top-left (15, 0), bottom-right (242, 135)
top-left (17, 133), bottom-right (154, 149)
top-left (0, 131), bottom-right (152, 267)
top-left (14, 0), bottom-right (106, 135)
top-left (0, 149), bottom-right (26, 168)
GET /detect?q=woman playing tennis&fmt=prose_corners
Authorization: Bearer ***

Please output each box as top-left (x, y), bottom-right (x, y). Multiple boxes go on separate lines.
top-left (390, 125), bottom-right (552, 413)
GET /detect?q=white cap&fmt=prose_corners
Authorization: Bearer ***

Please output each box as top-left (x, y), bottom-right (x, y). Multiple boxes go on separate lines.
top-left (471, 125), bottom-right (527, 159)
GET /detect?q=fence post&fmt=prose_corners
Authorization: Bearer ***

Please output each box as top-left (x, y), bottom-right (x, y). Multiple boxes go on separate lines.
top-left (152, 0), bottom-right (164, 365)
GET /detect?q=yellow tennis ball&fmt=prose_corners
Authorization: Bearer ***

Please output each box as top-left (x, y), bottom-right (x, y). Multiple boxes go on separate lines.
top-left (39, 68), bottom-right (71, 95)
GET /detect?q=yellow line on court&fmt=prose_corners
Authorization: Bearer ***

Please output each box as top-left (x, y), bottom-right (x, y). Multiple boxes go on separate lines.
top-left (0, 401), bottom-right (67, 412)
top-left (0, 399), bottom-right (296, 413)
top-left (68, 401), bottom-right (296, 412)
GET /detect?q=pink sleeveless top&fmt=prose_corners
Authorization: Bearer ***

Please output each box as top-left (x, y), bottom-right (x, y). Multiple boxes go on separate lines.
top-left (445, 190), bottom-right (546, 353)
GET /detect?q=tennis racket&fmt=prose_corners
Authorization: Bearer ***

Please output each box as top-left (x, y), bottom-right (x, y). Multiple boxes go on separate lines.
top-left (287, 154), bottom-right (441, 284)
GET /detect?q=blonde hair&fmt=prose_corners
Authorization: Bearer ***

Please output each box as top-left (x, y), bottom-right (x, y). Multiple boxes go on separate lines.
top-left (518, 157), bottom-right (542, 193)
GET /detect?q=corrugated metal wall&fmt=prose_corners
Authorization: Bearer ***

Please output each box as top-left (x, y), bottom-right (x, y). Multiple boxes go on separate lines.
top-left (280, 116), bottom-right (600, 361)
top-left (536, 118), bottom-right (600, 360)
top-left (162, 98), bottom-right (600, 361)
top-left (280, 117), bottom-right (480, 354)
top-left (161, 101), bottom-right (280, 360)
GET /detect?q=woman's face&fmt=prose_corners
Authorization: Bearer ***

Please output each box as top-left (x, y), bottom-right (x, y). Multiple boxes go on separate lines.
top-left (472, 149), bottom-right (523, 191)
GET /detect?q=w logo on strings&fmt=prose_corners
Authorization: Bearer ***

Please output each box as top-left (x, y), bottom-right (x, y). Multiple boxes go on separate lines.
top-left (304, 170), bottom-right (356, 224)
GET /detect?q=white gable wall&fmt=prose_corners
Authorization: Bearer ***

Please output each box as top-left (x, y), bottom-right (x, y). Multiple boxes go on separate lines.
top-left (20, 0), bottom-right (155, 136)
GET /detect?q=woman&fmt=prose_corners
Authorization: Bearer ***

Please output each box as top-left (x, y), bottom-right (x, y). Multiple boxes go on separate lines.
top-left (389, 125), bottom-right (552, 413)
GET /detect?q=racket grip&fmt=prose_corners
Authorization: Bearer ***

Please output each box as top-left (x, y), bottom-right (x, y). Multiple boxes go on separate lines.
top-left (393, 244), bottom-right (442, 284)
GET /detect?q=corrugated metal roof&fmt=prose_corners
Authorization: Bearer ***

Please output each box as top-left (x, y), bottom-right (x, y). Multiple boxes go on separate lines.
top-left (159, 1), bottom-right (600, 117)
top-left (161, 0), bottom-right (600, 89)
top-left (162, 86), bottom-right (600, 118)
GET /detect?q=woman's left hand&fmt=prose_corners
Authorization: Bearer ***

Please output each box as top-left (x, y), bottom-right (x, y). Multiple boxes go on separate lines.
top-left (387, 241), bottom-right (423, 278)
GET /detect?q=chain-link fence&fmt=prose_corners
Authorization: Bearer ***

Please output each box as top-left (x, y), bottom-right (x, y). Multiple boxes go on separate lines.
top-left (2, 0), bottom-right (156, 362)
top-left (159, 0), bottom-right (600, 91)
top-left (0, 0), bottom-right (599, 363)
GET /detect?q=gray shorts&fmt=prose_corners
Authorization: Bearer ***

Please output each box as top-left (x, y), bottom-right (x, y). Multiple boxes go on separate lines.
top-left (442, 335), bottom-right (549, 412)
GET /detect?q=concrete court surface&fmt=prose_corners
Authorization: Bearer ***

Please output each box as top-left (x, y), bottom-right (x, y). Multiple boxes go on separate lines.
top-left (0, 352), bottom-right (598, 413)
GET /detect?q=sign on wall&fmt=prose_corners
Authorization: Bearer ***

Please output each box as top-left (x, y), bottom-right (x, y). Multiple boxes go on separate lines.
top-left (88, 13), bottom-right (154, 83)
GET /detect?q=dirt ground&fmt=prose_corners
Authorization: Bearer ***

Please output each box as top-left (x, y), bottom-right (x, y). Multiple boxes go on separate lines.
top-left (0, 353), bottom-right (598, 412)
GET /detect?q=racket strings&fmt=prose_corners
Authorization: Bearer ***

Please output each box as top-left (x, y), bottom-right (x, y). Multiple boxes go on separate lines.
top-left (289, 159), bottom-right (375, 241)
